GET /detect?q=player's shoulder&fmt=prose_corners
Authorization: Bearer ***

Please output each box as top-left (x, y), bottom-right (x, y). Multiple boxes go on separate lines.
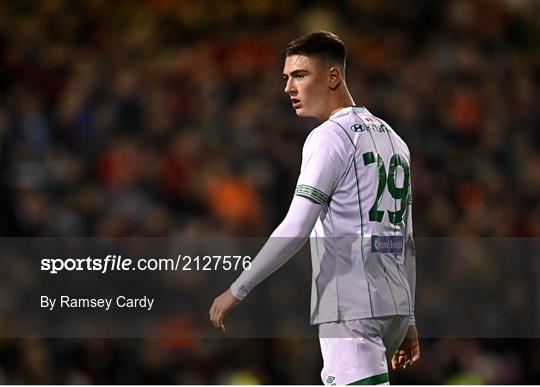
top-left (305, 117), bottom-right (353, 150)
top-left (321, 106), bottom-right (383, 148)
top-left (329, 106), bottom-right (411, 157)
top-left (326, 106), bottom-right (364, 136)
top-left (307, 107), bottom-right (369, 148)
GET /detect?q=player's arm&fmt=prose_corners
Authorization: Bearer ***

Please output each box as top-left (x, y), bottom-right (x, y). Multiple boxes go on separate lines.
top-left (392, 165), bottom-right (420, 369)
top-left (209, 125), bottom-right (347, 331)
top-left (209, 195), bottom-right (322, 330)
top-left (404, 173), bottom-right (416, 327)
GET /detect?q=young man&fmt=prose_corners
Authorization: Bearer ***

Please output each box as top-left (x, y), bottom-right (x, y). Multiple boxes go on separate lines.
top-left (210, 31), bottom-right (419, 385)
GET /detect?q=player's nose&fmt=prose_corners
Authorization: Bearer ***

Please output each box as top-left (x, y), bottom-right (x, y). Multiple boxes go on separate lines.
top-left (284, 79), bottom-right (295, 95)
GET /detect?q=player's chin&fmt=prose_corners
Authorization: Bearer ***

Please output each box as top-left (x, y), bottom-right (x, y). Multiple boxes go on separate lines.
top-left (294, 107), bottom-right (308, 117)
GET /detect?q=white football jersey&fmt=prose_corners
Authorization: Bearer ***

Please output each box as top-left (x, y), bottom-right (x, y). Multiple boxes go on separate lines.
top-left (294, 106), bottom-right (415, 325)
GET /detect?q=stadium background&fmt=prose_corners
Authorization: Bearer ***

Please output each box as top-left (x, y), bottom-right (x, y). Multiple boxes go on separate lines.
top-left (0, 0), bottom-right (539, 383)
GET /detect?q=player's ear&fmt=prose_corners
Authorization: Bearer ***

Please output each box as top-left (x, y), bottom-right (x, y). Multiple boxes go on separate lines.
top-left (328, 67), bottom-right (342, 91)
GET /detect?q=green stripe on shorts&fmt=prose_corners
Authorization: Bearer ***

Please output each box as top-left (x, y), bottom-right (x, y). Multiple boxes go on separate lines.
top-left (348, 372), bottom-right (389, 385)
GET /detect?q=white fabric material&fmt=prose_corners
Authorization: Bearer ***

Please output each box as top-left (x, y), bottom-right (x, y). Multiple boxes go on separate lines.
top-left (230, 196), bottom-right (322, 300)
top-left (300, 107), bottom-right (415, 324)
top-left (230, 106), bottom-right (415, 326)
top-left (319, 316), bottom-right (410, 385)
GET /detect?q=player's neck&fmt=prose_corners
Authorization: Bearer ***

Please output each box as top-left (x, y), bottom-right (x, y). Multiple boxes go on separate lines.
top-left (321, 88), bottom-right (356, 122)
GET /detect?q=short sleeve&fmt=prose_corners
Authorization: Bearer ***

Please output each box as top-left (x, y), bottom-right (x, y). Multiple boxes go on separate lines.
top-left (295, 124), bottom-right (350, 206)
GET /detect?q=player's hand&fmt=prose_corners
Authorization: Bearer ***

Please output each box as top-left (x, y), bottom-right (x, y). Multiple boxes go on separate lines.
top-left (209, 289), bottom-right (241, 332)
top-left (391, 324), bottom-right (420, 370)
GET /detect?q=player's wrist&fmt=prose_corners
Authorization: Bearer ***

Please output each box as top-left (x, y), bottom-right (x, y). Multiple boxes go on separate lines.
top-left (229, 283), bottom-right (247, 301)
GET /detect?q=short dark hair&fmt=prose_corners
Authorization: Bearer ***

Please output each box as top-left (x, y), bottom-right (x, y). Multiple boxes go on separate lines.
top-left (285, 31), bottom-right (346, 68)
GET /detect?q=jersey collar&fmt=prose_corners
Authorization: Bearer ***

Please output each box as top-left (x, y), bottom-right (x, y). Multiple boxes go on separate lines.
top-left (330, 105), bottom-right (368, 118)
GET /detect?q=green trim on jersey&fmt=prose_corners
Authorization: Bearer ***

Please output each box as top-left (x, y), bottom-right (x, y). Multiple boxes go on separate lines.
top-left (383, 123), bottom-right (414, 315)
top-left (406, 193), bottom-right (413, 205)
top-left (295, 184), bottom-right (330, 206)
top-left (348, 372), bottom-right (389, 385)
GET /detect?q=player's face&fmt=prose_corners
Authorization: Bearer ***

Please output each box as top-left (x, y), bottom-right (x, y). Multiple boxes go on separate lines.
top-left (283, 55), bottom-right (330, 121)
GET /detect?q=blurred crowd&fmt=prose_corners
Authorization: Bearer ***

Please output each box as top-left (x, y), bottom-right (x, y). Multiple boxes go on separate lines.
top-left (0, 0), bottom-right (539, 384)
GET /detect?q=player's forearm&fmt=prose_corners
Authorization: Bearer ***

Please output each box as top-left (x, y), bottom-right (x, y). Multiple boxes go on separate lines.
top-left (230, 197), bottom-right (321, 300)
top-left (229, 234), bottom-right (308, 300)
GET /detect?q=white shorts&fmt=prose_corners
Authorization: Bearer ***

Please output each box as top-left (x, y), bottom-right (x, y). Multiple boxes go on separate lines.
top-left (318, 316), bottom-right (411, 385)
